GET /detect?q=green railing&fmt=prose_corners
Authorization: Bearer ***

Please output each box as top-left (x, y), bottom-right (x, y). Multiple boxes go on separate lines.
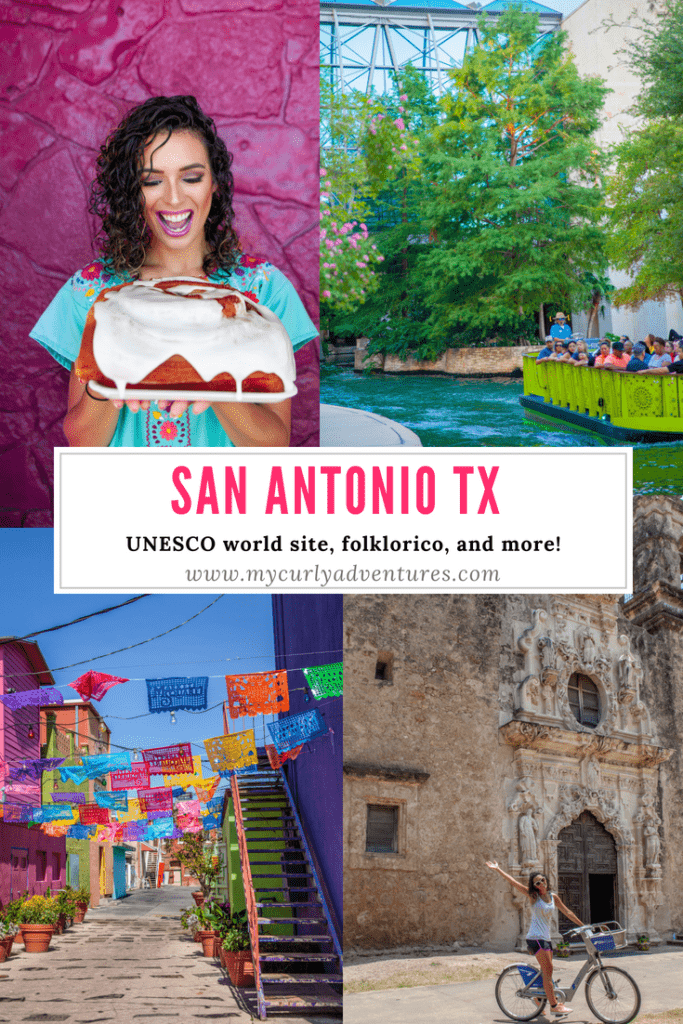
top-left (522, 355), bottom-right (683, 432)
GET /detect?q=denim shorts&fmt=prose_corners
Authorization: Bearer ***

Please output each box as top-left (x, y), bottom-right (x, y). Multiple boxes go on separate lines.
top-left (527, 938), bottom-right (553, 954)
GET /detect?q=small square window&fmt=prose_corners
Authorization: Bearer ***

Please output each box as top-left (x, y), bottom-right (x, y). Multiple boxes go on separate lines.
top-left (374, 651), bottom-right (394, 684)
top-left (366, 804), bottom-right (398, 853)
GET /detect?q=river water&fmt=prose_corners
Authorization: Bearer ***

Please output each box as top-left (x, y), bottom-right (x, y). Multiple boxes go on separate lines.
top-left (320, 367), bottom-right (683, 495)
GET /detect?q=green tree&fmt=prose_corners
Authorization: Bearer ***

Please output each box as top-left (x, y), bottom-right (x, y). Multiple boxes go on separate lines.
top-left (418, 4), bottom-right (608, 343)
top-left (605, 2), bottom-right (683, 307)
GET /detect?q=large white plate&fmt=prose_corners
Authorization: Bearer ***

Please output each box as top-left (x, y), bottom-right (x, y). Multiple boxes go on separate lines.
top-left (88, 382), bottom-right (297, 403)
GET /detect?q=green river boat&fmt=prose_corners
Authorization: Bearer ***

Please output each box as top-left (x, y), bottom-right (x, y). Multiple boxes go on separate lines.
top-left (520, 354), bottom-right (683, 442)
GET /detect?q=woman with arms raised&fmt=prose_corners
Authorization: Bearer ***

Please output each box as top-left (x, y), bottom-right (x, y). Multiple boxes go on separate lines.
top-left (31, 95), bottom-right (316, 448)
top-left (486, 861), bottom-right (583, 1016)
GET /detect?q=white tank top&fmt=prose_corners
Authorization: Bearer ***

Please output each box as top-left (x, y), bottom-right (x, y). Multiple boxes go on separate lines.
top-left (527, 894), bottom-right (554, 940)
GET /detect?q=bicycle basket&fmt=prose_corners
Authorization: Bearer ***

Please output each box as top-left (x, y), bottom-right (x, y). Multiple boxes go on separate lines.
top-left (591, 929), bottom-right (626, 951)
top-left (518, 963), bottom-right (542, 985)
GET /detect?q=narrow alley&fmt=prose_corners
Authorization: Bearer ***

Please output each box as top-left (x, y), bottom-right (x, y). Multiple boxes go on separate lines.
top-left (0, 888), bottom-right (339, 1024)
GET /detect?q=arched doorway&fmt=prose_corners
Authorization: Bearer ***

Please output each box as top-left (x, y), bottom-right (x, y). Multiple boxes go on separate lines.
top-left (557, 811), bottom-right (617, 928)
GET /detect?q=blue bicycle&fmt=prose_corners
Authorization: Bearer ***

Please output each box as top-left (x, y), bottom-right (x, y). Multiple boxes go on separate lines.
top-left (495, 923), bottom-right (641, 1024)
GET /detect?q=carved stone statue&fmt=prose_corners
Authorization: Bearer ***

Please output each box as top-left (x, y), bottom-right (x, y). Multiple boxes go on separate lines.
top-left (580, 631), bottom-right (596, 669)
top-left (643, 824), bottom-right (661, 870)
top-left (538, 636), bottom-right (555, 673)
top-left (586, 756), bottom-right (600, 792)
top-left (519, 808), bottom-right (539, 864)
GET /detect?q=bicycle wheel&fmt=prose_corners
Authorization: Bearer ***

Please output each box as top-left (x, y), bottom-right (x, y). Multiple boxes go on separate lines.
top-left (495, 965), bottom-right (547, 1021)
top-left (585, 965), bottom-right (641, 1024)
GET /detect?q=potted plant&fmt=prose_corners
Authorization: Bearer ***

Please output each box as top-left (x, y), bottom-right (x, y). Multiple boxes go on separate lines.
top-left (55, 889), bottom-right (78, 933)
top-left (220, 909), bottom-right (253, 986)
top-left (176, 834), bottom-right (224, 903)
top-left (19, 895), bottom-right (60, 952)
top-left (637, 934), bottom-right (650, 951)
top-left (191, 904), bottom-right (219, 957)
top-left (180, 907), bottom-right (202, 943)
top-left (555, 939), bottom-right (570, 958)
top-left (0, 918), bottom-right (21, 961)
top-left (73, 885), bottom-right (91, 923)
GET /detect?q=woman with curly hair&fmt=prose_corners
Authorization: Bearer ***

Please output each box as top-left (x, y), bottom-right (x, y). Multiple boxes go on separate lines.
top-left (486, 861), bottom-right (583, 1016)
top-left (30, 95), bottom-right (316, 447)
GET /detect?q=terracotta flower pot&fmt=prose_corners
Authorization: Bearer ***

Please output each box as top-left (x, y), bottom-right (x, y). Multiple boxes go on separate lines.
top-left (193, 930), bottom-right (201, 942)
top-left (218, 943), bottom-right (226, 969)
top-left (196, 930), bottom-right (216, 957)
top-left (0, 937), bottom-right (13, 962)
top-left (191, 891), bottom-right (205, 907)
top-left (224, 949), bottom-right (254, 987)
top-left (20, 924), bottom-right (53, 953)
top-left (73, 902), bottom-right (88, 924)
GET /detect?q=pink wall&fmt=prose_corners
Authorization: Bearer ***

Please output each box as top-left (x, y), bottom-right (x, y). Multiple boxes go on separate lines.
top-left (1, 0), bottom-right (320, 526)
top-left (0, 822), bottom-right (66, 905)
top-left (0, 641), bottom-right (66, 906)
top-left (0, 644), bottom-right (41, 789)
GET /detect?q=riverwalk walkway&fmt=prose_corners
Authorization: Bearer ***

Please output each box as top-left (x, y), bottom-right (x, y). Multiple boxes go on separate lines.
top-left (0, 887), bottom-right (337, 1023)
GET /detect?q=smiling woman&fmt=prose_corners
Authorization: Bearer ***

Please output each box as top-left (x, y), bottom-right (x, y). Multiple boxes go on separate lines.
top-left (30, 96), bottom-right (316, 449)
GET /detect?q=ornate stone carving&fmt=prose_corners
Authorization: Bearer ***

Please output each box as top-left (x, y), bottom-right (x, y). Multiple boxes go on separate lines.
top-left (518, 808), bottom-right (539, 866)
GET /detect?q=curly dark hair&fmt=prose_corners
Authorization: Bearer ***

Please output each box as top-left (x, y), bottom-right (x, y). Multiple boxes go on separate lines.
top-left (90, 95), bottom-right (240, 276)
top-left (528, 872), bottom-right (553, 900)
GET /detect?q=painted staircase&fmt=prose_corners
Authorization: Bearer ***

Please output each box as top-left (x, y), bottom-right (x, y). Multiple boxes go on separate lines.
top-left (231, 764), bottom-right (342, 1019)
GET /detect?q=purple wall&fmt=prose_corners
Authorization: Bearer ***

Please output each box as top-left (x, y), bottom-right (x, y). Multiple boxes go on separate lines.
top-left (1, 1), bottom-right (320, 526)
top-left (271, 595), bottom-right (343, 936)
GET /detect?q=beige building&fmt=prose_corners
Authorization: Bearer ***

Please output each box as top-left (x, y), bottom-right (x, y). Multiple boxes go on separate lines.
top-left (344, 497), bottom-right (683, 951)
top-left (562, 1), bottom-right (683, 339)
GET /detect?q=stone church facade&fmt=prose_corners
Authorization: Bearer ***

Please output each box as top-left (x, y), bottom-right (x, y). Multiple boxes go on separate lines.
top-left (344, 497), bottom-right (683, 951)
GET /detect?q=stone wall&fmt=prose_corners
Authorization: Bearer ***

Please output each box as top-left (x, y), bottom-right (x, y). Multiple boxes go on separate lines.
top-left (2, 2), bottom-right (319, 525)
top-left (345, 519), bottom-right (683, 951)
top-left (354, 345), bottom-right (538, 376)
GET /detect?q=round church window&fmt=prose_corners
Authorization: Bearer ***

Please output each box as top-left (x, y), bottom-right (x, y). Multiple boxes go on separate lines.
top-left (568, 673), bottom-right (600, 727)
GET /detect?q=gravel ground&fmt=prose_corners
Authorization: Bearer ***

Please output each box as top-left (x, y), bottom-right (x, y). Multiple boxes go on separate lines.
top-left (344, 945), bottom-right (526, 994)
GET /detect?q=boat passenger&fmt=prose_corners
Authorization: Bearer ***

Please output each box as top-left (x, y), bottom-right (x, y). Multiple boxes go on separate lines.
top-left (645, 338), bottom-right (672, 370)
top-left (602, 340), bottom-right (630, 370)
top-left (644, 333), bottom-right (656, 356)
top-left (549, 312), bottom-right (572, 340)
top-left (639, 339), bottom-right (681, 374)
top-left (575, 340), bottom-right (590, 364)
top-left (623, 340), bottom-right (633, 356)
top-left (535, 339), bottom-right (556, 362)
top-left (559, 340), bottom-right (580, 362)
top-left (625, 342), bottom-right (648, 372)
top-left (593, 340), bottom-right (611, 367)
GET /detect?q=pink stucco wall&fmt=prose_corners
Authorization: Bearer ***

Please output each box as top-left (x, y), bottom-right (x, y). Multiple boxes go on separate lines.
top-left (0, 641), bottom-right (66, 905)
top-left (1, 1), bottom-right (320, 526)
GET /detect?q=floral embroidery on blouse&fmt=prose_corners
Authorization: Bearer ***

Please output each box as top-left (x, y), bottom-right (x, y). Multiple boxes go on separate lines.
top-left (146, 407), bottom-right (191, 447)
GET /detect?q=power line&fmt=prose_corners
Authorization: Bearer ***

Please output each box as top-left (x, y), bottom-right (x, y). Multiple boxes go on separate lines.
top-left (2, 596), bottom-right (226, 679)
top-left (13, 595), bottom-right (151, 641)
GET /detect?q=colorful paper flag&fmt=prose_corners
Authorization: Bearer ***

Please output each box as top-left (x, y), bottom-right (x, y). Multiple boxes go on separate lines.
top-left (32, 805), bottom-right (75, 822)
top-left (146, 677), bottom-right (208, 713)
top-left (110, 762), bottom-right (150, 791)
top-left (303, 662), bottom-right (343, 699)
top-left (50, 791), bottom-right (86, 804)
top-left (266, 743), bottom-right (303, 770)
top-left (10, 758), bottom-right (65, 781)
top-left (163, 755), bottom-right (204, 788)
top-left (177, 815), bottom-right (204, 833)
top-left (177, 799), bottom-right (200, 816)
top-left (142, 743), bottom-right (193, 775)
top-left (79, 804), bottom-right (111, 825)
top-left (95, 791), bottom-right (128, 812)
top-left (59, 752), bottom-right (131, 784)
top-left (266, 710), bottom-right (328, 755)
top-left (4, 804), bottom-right (34, 822)
top-left (0, 687), bottom-right (63, 710)
top-left (137, 787), bottom-right (173, 817)
top-left (67, 824), bottom-right (96, 839)
top-left (225, 670), bottom-right (289, 719)
top-left (69, 671), bottom-right (128, 702)
top-left (194, 777), bottom-right (220, 803)
top-left (115, 798), bottom-right (143, 824)
top-left (204, 729), bottom-right (257, 777)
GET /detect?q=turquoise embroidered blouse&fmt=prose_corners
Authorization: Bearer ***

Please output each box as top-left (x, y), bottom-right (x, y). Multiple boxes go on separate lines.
top-left (30, 255), bottom-right (317, 447)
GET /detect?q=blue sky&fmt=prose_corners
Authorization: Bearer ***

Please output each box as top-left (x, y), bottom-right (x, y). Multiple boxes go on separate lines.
top-left (1, 529), bottom-right (282, 776)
